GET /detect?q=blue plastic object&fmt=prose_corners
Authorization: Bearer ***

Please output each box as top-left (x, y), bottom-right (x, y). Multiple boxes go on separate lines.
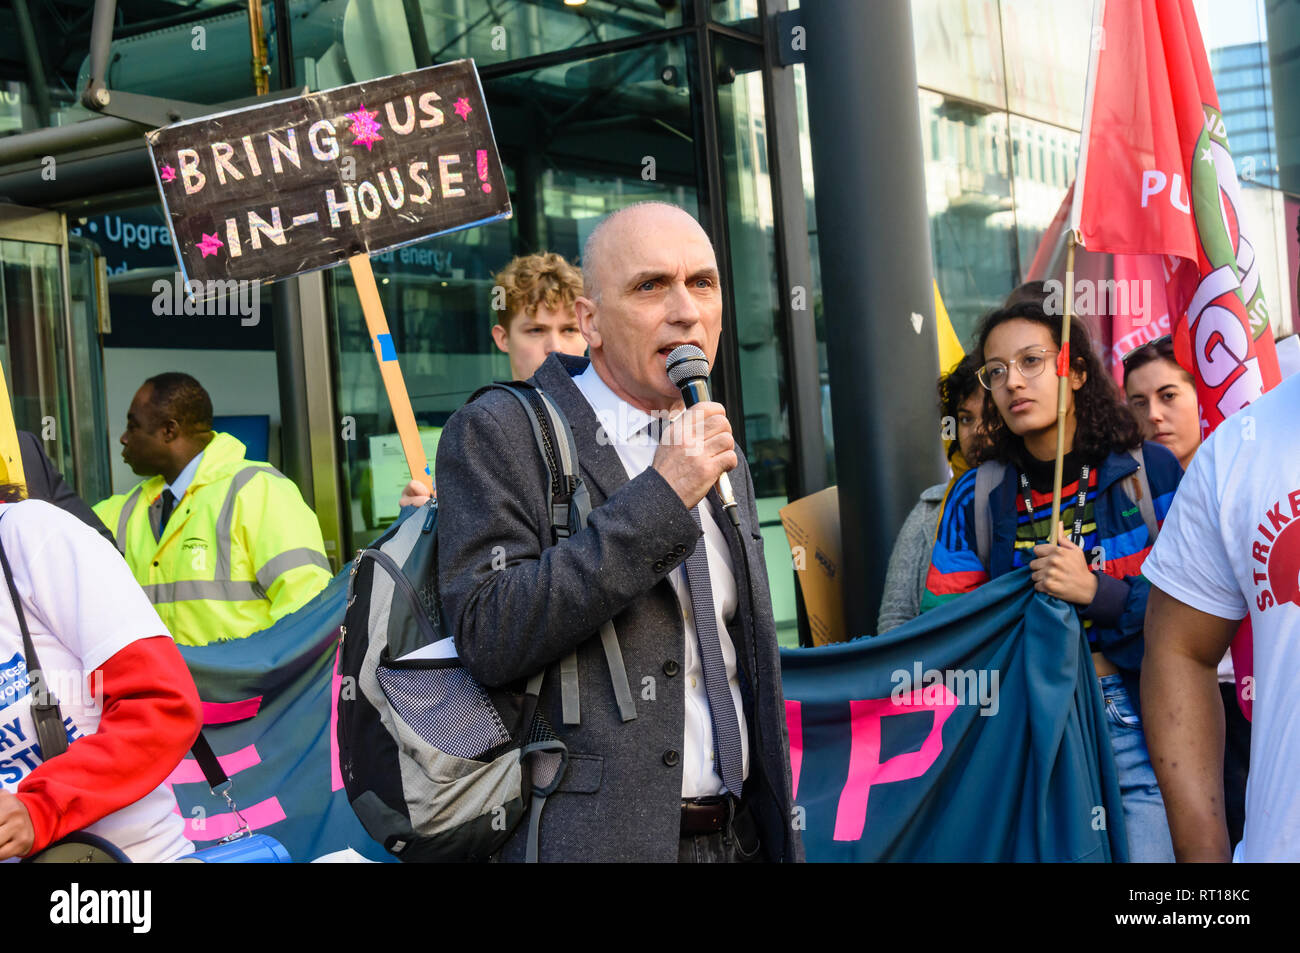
top-left (181, 833), bottom-right (292, 863)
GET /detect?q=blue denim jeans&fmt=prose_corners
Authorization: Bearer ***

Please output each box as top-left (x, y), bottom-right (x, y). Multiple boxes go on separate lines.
top-left (1100, 674), bottom-right (1175, 863)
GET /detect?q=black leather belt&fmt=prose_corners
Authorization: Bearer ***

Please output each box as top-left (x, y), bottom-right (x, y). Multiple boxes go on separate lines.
top-left (680, 795), bottom-right (736, 836)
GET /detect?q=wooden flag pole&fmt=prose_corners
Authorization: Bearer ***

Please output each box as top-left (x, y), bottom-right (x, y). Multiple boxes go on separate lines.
top-left (1049, 232), bottom-right (1078, 545)
top-left (349, 253), bottom-right (433, 495)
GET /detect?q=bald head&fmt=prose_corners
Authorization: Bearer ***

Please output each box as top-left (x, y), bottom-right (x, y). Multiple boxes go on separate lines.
top-left (581, 202), bottom-right (713, 303)
top-left (573, 202), bottom-right (723, 414)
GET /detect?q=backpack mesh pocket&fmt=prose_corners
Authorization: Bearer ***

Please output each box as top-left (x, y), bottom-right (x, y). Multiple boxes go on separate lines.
top-left (376, 664), bottom-right (510, 761)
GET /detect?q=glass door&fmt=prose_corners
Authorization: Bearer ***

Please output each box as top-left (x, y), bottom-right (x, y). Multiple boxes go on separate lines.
top-left (67, 235), bottom-right (113, 503)
top-left (0, 204), bottom-right (110, 501)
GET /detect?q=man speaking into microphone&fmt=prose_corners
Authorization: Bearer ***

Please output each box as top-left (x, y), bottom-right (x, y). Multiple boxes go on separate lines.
top-left (435, 202), bottom-right (802, 862)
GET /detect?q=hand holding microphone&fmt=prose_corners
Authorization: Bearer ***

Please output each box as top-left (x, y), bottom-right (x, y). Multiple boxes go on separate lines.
top-left (651, 345), bottom-right (742, 526)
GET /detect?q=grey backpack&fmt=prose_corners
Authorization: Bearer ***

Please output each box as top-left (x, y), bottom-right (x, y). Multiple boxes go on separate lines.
top-left (337, 382), bottom-right (635, 862)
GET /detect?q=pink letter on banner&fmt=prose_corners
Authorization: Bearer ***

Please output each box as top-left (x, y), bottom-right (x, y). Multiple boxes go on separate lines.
top-left (201, 696), bottom-right (263, 724)
top-left (165, 743), bottom-right (262, 786)
top-left (177, 797), bottom-right (288, 841)
top-left (833, 687), bottom-right (959, 841)
top-left (786, 700), bottom-right (803, 800)
top-left (330, 642), bottom-right (344, 792)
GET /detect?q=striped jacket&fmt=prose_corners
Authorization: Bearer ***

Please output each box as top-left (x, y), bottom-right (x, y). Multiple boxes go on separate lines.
top-left (920, 442), bottom-right (1183, 699)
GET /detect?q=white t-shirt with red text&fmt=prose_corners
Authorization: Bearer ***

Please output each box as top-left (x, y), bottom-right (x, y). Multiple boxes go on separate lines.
top-left (0, 499), bottom-right (191, 862)
top-left (1143, 372), bottom-right (1300, 862)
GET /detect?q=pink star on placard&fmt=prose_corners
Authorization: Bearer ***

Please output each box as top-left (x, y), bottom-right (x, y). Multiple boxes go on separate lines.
top-left (345, 104), bottom-right (384, 151)
top-left (453, 97), bottom-right (472, 121)
top-left (160, 164), bottom-right (176, 183)
top-left (196, 233), bottom-right (224, 258)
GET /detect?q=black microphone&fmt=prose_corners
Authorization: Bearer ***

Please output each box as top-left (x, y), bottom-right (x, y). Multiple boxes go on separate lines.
top-left (665, 344), bottom-right (740, 527)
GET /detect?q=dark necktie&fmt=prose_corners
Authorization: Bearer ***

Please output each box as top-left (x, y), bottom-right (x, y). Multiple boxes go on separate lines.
top-left (683, 506), bottom-right (744, 794)
top-left (158, 489), bottom-right (177, 538)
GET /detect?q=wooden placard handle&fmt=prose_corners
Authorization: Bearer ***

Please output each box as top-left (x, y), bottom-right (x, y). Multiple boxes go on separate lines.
top-left (348, 254), bottom-right (433, 495)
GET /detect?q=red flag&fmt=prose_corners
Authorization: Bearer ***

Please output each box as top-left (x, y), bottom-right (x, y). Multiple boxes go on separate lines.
top-left (1026, 187), bottom-right (1171, 386)
top-left (1071, 0), bottom-right (1279, 718)
top-left (1072, 0), bottom-right (1282, 435)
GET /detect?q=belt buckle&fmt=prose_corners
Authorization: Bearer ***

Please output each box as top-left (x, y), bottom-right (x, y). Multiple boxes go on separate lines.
top-left (681, 795), bottom-right (735, 836)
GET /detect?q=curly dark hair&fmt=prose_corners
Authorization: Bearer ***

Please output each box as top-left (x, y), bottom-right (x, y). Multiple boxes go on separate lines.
top-left (975, 300), bottom-right (1142, 465)
top-left (1003, 280), bottom-right (1049, 309)
top-left (937, 351), bottom-right (986, 463)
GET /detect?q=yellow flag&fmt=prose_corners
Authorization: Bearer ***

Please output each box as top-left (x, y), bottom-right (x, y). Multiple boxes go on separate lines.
top-left (0, 360), bottom-right (26, 493)
top-left (935, 280), bottom-right (964, 374)
top-left (934, 282), bottom-right (969, 530)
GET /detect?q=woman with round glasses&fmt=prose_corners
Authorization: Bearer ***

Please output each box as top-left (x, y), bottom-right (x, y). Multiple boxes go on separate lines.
top-left (921, 298), bottom-right (1184, 862)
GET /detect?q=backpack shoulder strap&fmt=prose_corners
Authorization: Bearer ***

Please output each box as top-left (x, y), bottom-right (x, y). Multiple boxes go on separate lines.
top-left (472, 383), bottom-right (577, 542)
top-left (526, 388), bottom-right (586, 536)
top-left (468, 383), bottom-right (637, 726)
top-left (529, 387), bottom-right (636, 724)
top-left (973, 461), bottom-right (1007, 568)
top-left (1127, 446), bottom-right (1159, 543)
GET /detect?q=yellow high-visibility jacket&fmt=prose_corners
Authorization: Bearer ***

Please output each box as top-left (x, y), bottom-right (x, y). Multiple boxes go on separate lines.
top-left (93, 432), bottom-right (331, 646)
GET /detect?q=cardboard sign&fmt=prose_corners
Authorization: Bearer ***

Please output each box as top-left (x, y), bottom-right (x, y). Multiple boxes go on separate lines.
top-left (779, 486), bottom-right (846, 646)
top-left (146, 59), bottom-right (511, 286)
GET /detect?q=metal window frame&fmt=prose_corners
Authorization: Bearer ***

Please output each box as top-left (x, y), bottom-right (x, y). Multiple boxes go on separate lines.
top-left (757, 0), bottom-right (825, 502)
top-left (0, 205), bottom-right (83, 493)
top-left (298, 270), bottom-right (347, 572)
top-left (688, 7), bottom-right (749, 442)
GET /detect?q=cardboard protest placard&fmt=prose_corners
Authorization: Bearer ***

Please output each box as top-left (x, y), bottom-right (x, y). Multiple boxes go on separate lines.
top-left (145, 60), bottom-right (510, 494)
top-left (780, 486), bottom-right (846, 646)
top-left (146, 59), bottom-right (511, 286)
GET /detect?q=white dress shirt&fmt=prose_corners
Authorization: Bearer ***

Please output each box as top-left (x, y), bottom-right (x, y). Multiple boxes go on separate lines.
top-left (165, 450), bottom-right (204, 501)
top-left (574, 362), bottom-right (750, 797)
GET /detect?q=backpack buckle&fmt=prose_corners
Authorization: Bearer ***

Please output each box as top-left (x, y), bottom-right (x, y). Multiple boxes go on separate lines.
top-left (551, 503), bottom-right (572, 539)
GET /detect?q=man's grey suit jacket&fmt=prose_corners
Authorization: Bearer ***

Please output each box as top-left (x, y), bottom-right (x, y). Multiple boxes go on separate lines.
top-left (435, 353), bottom-right (802, 862)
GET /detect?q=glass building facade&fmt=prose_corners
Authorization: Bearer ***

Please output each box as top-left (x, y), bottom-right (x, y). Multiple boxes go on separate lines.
top-left (0, 0), bottom-right (1295, 645)
top-left (911, 0), bottom-right (1297, 349)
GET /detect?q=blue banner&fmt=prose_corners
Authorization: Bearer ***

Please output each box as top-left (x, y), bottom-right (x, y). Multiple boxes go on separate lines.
top-left (780, 569), bottom-right (1129, 862)
top-left (171, 571), bottom-right (391, 863)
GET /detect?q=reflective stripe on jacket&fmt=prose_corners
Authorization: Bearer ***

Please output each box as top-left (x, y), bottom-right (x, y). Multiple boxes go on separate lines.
top-left (93, 433), bottom-right (331, 646)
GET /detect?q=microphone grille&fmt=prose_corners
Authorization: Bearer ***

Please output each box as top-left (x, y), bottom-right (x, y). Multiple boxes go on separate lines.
top-left (665, 344), bottom-right (709, 387)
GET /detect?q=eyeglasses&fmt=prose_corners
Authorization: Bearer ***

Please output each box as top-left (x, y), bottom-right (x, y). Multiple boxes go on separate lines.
top-left (977, 347), bottom-right (1056, 390)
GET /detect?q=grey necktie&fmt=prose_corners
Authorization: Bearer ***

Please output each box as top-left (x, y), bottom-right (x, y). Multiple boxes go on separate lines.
top-left (683, 506), bottom-right (744, 794)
